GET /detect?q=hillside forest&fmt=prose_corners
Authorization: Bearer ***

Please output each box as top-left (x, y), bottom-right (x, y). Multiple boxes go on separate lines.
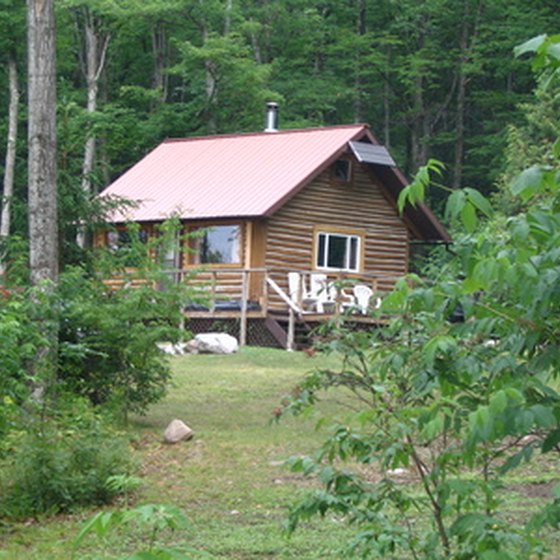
top-left (1, 1), bottom-right (560, 557)
top-left (1, 0), bottom-right (560, 263)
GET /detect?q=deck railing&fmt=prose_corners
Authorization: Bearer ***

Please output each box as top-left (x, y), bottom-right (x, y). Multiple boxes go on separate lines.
top-left (157, 267), bottom-right (398, 347)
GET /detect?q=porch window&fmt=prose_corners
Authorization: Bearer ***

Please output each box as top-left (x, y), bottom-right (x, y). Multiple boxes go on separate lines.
top-left (316, 230), bottom-right (361, 272)
top-left (193, 224), bottom-right (241, 265)
top-left (106, 227), bottom-right (149, 266)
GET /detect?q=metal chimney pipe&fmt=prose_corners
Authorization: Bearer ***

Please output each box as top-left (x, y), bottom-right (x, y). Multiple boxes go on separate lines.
top-left (264, 102), bottom-right (279, 132)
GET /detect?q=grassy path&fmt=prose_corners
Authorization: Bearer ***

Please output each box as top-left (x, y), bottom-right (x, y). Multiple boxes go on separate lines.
top-left (0, 348), bottom-right (355, 559)
top-left (134, 348), bottom-right (352, 559)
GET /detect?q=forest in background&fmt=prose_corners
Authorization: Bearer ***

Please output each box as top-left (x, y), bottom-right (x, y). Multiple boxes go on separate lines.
top-left (1, 0), bottom-right (559, 258)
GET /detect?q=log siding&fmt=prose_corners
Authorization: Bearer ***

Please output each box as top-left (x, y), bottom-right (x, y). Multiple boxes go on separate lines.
top-left (265, 160), bottom-right (409, 299)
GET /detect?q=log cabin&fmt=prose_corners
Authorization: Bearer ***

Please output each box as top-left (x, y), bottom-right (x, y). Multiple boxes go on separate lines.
top-left (96, 105), bottom-right (449, 349)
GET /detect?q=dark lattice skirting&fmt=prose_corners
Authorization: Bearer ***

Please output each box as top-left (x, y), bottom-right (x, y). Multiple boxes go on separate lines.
top-left (186, 317), bottom-right (284, 348)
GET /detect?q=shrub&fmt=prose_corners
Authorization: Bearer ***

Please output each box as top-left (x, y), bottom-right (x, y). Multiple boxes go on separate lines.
top-left (56, 266), bottom-right (185, 420)
top-left (0, 397), bottom-right (136, 519)
top-left (0, 288), bottom-right (41, 453)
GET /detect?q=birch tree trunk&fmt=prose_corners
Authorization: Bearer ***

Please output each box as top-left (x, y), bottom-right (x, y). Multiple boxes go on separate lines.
top-left (0, 56), bottom-right (19, 277)
top-left (453, 0), bottom-right (469, 190)
top-left (383, 47), bottom-right (391, 149)
top-left (76, 7), bottom-right (110, 247)
top-left (151, 21), bottom-right (168, 103)
top-left (28, 0), bottom-right (58, 285)
top-left (353, 0), bottom-right (366, 123)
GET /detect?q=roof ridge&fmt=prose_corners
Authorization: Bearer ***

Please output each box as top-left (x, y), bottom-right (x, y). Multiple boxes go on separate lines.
top-left (162, 123), bottom-right (368, 144)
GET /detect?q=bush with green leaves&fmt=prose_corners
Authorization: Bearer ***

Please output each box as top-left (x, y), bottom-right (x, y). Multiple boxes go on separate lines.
top-left (282, 35), bottom-right (560, 559)
top-left (73, 503), bottom-right (207, 560)
top-left (0, 287), bottom-right (42, 453)
top-left (57, 265), bottom-right (184, 419)
top-left (0, 397), bottom-right (136, 519)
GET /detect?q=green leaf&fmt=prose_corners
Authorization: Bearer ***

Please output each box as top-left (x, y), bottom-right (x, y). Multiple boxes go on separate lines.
top-left (514, 34), bottom-right (547, 58)
top-left (397, 185), bottom-right (411, 214)
top-left (444, 189), bottom-right (466, 222)
top-left (461, 201), bottom-right (477, 232)
top-left (542, 429), bottom-right (560, 453)
top-left (464, 188), bottom-right (493, 218)
top-left (510, 165), bottom-right (545, 200)
top-left (489, 390), bottom-right (508, 414)
top-left (74, 511), bottom-right (120, 548)
top-left (531, 404), bottom-right (556, 428)
top-left (553, 138), bottom-right (560, 159)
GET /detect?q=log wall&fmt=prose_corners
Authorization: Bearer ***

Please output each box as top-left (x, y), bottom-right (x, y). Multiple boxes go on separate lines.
top-left (265, 160), bottom-right (409, 303)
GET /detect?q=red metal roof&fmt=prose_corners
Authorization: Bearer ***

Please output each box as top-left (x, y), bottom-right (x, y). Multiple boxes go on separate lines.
top-left (100, 124), bottom-right (450, 241)
top-left (101, 125), bottom-right (368, 223)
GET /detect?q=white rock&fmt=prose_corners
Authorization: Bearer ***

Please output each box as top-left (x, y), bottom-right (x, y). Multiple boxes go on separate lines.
top-left (164, 419), bottom-right (194, 443)
top-left (187, 333), bottom-right (239, 354)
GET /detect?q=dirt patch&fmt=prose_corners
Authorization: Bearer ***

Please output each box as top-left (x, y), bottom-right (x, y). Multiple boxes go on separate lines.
top-left (510, 480), bottom-right (559, 499)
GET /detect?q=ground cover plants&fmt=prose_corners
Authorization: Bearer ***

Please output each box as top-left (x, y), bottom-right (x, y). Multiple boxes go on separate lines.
top-left (0, 348), bottom-right (363, 559)
top-left (275, 35), bottom-right (560, 559)
top-left (1, 348), bottom-right (558, 559)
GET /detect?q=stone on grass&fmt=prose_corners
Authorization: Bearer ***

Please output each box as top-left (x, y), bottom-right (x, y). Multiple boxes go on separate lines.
top-left (186, 333), bottom-right (238, 355)
top-left (164, 419), bottom-right (194, 444)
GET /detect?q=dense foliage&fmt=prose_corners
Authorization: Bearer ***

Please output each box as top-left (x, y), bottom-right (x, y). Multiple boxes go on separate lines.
top-left (0, 397), bottom-right (136, 519)
top-left (1, 1), bottom-right (560, 256)
top-left (282, 35), bottom-right (560, 559)
top-left (0, 225), bottom-right (191, 518)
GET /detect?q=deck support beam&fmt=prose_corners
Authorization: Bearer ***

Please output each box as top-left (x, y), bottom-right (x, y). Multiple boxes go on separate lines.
top-left (287, 308), bottom-right (295, 351)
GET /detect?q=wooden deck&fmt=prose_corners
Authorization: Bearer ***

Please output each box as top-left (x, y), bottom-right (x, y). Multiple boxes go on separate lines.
top-left (176, 267), bottom-right (393, 350)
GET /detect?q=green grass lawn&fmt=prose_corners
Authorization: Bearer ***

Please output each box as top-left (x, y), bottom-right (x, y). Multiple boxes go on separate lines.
top-left (0, 348), bottom-right (357, 560)
top-left (1, 347), bottom-right (559, 559)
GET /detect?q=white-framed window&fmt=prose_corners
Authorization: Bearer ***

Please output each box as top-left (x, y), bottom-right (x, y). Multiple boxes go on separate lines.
top-left (192, 224), bottom-right (241, 265)
top-left (315, 230), bottom-right (361, 272)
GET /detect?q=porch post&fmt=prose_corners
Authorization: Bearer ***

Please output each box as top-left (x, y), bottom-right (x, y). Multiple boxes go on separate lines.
top-left (240, 269), bottom-right (248, 347)
top-left (287, 308), bottom-right (295, 351)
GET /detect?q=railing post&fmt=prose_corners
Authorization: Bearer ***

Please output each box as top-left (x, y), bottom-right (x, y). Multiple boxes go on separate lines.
top-left (262, 270), bottom-right (268, 314)
top-left (240, 270), bottom-right (248, 347)
top-left (210, 270), bottom-right (217, 312)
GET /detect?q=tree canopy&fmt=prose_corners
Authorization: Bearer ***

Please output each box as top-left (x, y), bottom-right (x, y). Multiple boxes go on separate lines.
top-left (1, 0), bottom-right (559, 266)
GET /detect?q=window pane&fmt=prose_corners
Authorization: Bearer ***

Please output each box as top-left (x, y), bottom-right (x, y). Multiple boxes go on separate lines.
top-left (327, 234), bottom-right (347, 268)
top-left (349, 236), bottom-right (358, 270)
top-left (199, 225), bottom-right (240, 264)
top-left (316, 230), bottom-right (362, 272)
top-left (317, 233), bottom-right (326, 267)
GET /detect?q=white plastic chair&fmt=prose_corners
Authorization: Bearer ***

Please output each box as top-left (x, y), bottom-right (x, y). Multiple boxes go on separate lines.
top-left (288, 272), bottom-right (317, 311)
top-left (353, 284), bottom-right (373, 314)
top-left (309, 273), bottom-right (333, 313)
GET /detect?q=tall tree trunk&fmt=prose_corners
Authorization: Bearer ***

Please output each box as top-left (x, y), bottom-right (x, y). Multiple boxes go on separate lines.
top-left (76, 8), bottom-right (110, 247)
top-left (353, 0), bottom-right (366, 122)
top-left (453, 0), bottom-right (481, 189)
top-left (27, 0), bottom-right (58, 399)
top-left (224, 0), bottom-right (233, 35)
top-left (453, 0), bottom-right (469, 190)
top-left (0, 55), bottom-right (19, 278)
top-left (410, 73), bottom-right (427, 173)
top-left (80, 9), bottom-right (110, 199)
top-left (202, 23), bottom-right (217, 134)
top-left (383, 47), bottom-right (391, 149)
top-left (28, 0), bottom-right (58, 285)
top-left (151, 21), bottom-right (168, 104)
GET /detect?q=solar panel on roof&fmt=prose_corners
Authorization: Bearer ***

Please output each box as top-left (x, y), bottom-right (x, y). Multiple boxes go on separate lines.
top-left (349, 141), bottom-right (395, 166)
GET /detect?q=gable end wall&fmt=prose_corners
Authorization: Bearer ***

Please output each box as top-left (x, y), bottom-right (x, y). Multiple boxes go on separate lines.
top-left (265, 161), bottom-right (410, 292)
